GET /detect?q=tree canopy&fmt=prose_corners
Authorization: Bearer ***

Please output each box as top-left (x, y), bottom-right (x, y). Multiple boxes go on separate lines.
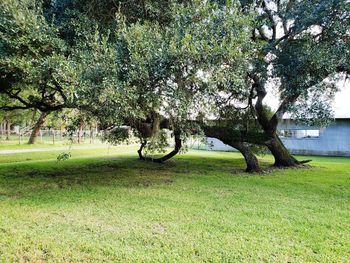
top-left (1, 0), bottom-right (349, 171)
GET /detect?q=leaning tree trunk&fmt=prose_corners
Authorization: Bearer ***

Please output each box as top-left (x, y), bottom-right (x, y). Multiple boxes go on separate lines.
top-left (202, 126), bottom-right (262, 173)
top-left (137, 140), bottom-right (148, 160)
top-left (230, 142), bottom-right (261, 173)
top-left (253, 81), bottom-right (301, 168)
top-left (138, 131), bottom-right (182, 163)
top-left (28, 111), bottom-right (49, 144)
top-left (267, 134), bottom-right (300, 167)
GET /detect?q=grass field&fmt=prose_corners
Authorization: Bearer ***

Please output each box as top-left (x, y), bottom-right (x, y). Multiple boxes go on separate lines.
top-left (0, 135), bottom-right (106, 150)
top-left (0, 147), bottom-right (349, 262)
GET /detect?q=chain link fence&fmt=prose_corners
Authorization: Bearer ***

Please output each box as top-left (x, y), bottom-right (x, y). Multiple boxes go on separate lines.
top-left (0, 127), bottom-right (102, 145)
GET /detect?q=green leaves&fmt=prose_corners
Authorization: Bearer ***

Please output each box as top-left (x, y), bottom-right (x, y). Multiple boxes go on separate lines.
top-left (0, 0), bottom-right (77, 111)
top-left (57, 152), bottom-right (71, 161)
top-left (97, 1), bottom-right (258, 152)
top-left (270, 0), bottom-right (350, 122)
top-left (2, 0), bottom-right (348, 158)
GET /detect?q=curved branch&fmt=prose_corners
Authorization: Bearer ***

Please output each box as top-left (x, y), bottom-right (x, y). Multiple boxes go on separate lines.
top-left (139, 130), bottom-right (182, 163)
top-left (138, 140), bottom-right (147, 160)
top-left (0, 105), bottom-right (32, 111)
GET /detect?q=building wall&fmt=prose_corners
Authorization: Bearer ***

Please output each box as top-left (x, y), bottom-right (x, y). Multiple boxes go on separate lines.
top-left (192, 120), bottom-right (350, 157)
top-left (278, 119), bottom-right (350, 157)
top-left (192, 137), bottom-right (236, 152)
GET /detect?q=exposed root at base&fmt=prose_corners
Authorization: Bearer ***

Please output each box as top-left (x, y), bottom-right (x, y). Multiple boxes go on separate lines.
top-left (300, 159), bottom-right (312, 164)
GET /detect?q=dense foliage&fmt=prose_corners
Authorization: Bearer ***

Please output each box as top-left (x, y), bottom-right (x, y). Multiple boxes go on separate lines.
top-left (0, 0), bottom-right (349, 171)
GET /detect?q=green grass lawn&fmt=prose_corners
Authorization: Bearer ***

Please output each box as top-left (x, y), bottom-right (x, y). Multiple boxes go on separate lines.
top-left (0, 148), bottom-right (349, 262)
top-left (0, 135), bottom-right (107, 150)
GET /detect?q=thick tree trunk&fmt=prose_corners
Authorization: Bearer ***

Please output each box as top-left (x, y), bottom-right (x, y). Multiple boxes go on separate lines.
top-left (253, 78), bottom-right (300, 168)
top-left (202, 126), bottom-right (262, 173)
top-left (28, 111), bottom-right (49, 144)
top-left (230, 142), bottom-right (261, 173)
top-left (138, 131), bottom-right (182, 163)
top-left (267, 134), bottom-right (300, 167)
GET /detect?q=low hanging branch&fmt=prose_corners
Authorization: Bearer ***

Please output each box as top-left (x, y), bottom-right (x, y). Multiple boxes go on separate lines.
top-left (138, 130), bottom-right (182, 163)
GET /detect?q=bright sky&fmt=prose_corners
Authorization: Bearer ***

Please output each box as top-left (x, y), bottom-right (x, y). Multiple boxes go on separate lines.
top-left (265, 78), bottom-right (350, 119)
top-left (260, 1), bottom-right (350, 119)
top-left (333, 78), bottom-right (350, 118)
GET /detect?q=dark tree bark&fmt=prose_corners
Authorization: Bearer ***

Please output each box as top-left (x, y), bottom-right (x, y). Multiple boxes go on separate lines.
top-left (28, 111), bottom-right (49, 144)
top-left (138, 130), bottom-right (182, 163)
top-left (231, 142), bottom-right (261, 173)
top-left (138, 140), bottom-right (147, 160)
top-left (203, 126), bottom-right (262, 173)
top-left (253, 77), bottom-right (301, 167)
top-left (266, 135), bottom-right (300, 167)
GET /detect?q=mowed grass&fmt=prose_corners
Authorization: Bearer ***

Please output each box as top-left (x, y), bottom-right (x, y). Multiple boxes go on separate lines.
top-left (0, 147), bottom-right (349, 262)
top-left (0, 136), bottom-right (107, 150)
top-left (0, 145), bottom-right (131, 164)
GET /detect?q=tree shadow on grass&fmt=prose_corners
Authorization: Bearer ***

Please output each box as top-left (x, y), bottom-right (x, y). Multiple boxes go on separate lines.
top-left (0, 153), bottom-right (269, 201)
